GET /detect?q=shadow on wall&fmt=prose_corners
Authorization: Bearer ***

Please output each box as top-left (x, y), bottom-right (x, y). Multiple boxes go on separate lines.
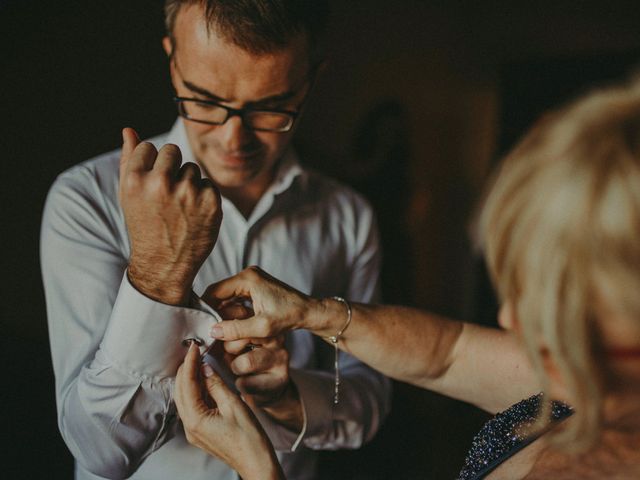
top-left (315, 99), bottom-right (490, 480)
top-left (344, 99), bottom-right (415, 304)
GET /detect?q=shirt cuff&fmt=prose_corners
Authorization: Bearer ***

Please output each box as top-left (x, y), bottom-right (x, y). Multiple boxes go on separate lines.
top-left (251, 378), bottom-right (309, 453)
top-left (255, 368), bottom-right (336, 451)
top-left (288, 368), bottom-right (335, 446)
top-left (100, 272), bottom-right (221, 379)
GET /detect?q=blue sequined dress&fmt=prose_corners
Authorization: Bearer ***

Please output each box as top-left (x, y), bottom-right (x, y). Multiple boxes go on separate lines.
top-left (457, 393), bottom-right (573, 480)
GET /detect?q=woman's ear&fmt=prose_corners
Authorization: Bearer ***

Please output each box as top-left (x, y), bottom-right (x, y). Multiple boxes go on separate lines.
top-left (498, 301), bottom-right (519, 332)
top-left (500, 302), bottom-right (569, 398)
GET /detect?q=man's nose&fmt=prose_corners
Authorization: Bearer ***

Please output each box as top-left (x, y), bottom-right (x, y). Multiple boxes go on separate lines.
top-left (218, 115), bottom-right (254, 152)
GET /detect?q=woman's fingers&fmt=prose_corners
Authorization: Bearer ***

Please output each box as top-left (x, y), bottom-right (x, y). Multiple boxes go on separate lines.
top-left (201, 362), bottom-right (245, 417)
top-left (217, 302), bottom-right (253, 321)
top-left (175, 343), bottom-right (209, 425)
top-left (210, 315), bottom-right (274, 341)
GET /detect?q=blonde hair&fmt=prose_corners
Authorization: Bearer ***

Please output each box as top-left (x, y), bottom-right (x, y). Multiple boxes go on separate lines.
top-left (478, 77), bottom-right (640, 451)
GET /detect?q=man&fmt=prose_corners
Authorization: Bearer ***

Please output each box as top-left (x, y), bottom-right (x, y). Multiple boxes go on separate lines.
top-left (41, 1), bottom-right (391, 479)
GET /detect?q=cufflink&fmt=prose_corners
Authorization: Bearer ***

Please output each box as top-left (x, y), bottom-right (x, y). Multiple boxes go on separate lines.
top-left (182, 337), bottom-right (204, 348)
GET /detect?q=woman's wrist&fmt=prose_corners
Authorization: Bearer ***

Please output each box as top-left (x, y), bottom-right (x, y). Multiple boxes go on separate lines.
top-left (306, 297), bottom-right (348, 338)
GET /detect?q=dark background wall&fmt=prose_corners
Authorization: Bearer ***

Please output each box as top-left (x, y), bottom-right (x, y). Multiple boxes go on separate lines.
top-left (2, 1), bottom-right (640, 478)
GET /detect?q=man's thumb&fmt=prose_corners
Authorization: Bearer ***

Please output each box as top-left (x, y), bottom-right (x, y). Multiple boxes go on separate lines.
top-left (120, 127), bottom-right (141, 169)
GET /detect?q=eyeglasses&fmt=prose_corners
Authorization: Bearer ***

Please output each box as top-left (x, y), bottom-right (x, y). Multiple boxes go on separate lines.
top-left (174, 97), bottom-right (299, 133)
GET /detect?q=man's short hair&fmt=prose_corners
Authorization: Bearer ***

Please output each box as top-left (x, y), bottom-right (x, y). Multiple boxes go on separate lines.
top-left (164, 0), bottom-right (329, 63)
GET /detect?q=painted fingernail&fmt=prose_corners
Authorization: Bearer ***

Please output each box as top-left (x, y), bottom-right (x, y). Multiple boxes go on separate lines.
top-left (210, 325), bottom-right (224, 338)
top-left (201, 363), bottom-right (214, 378)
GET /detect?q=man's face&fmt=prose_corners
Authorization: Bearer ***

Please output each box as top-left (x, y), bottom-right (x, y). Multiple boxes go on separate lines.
top-left (164, 4), bottom-right (312, 199)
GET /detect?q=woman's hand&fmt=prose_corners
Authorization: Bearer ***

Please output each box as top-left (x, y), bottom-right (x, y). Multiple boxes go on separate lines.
top-left (203, 266), bottom-right (328, 341)
top-left (174, 342), bottom-right (285, 480)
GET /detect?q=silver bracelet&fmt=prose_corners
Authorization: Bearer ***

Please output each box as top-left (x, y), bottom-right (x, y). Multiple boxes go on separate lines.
top-left (328, 296), bottom-right (352, 404)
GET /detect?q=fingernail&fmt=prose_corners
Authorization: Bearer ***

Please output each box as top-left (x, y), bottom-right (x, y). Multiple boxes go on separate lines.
top-left (201, 363), bottom-right (214, 378)
top-left (210, 325), bottom-right (224, 338)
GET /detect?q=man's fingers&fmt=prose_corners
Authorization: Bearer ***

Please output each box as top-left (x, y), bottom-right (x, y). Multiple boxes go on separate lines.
top-left (153, 143), bottom-right (182, 176)
top-left (121, 128), bottom-right (140, 165)
top-left (127, 141), bottom-right (158, 173)
top-left (119, 128), bottom-right (141, 186)
top-left (178, 162), bottom-right (202, 183)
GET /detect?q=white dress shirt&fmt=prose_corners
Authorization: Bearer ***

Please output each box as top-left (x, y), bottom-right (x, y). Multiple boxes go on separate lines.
top-left (41, 120), bottom-right (391, 480)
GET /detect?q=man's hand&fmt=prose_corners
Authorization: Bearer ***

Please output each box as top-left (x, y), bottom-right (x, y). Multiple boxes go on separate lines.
top-left (175, 343), bottom-right (284, 480)
top-left (216, 299), bottom-right (303, 431)
top-left (119, 128), bottom-right (222, 306)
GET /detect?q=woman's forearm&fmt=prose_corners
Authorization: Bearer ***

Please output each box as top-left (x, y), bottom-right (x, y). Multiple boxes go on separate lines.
top-left (307, 299), bottom-right (540, 413)
top-left (307, 300), bottom-right (463, 385)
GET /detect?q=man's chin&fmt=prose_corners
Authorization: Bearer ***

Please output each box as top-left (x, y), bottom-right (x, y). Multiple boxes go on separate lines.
top-left (200, 153), bottom-right (275, 193)
top-left (210, 170), bottom-right (260, 190)
top-left (199, 156), bottom-right (252, 181)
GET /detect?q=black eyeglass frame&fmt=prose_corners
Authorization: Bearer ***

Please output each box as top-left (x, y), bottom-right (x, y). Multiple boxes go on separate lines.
top-left (173, 96), bottom-right (300, 133)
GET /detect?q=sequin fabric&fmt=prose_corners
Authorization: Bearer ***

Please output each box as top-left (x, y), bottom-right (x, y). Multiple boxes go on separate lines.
top-left (457, 393), bottom-right (573, 480)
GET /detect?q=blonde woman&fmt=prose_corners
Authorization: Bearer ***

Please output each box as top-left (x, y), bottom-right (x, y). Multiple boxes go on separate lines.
top-left (174, 78), bottom-right (640, 479)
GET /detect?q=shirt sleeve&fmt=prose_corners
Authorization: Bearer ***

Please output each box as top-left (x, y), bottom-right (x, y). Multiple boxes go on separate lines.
top-left (41, 168), bottom-right (219, 479)
top-left (256, 196), bottom-right (392, 452)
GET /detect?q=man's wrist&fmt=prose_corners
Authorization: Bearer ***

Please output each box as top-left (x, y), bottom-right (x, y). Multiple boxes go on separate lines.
top-left (127, 263), bottom-right (191, 306)
top-left (261, 381), bottom-right (303, 432)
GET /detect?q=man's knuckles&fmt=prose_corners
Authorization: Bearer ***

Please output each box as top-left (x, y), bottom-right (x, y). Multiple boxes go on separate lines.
top-left (178, 162), bottom-right (202, 181)
top-left (134, 141), bottom-right (157, 155)
top-left (157, 143), bottom-right (182, 161)
top-left (121, 171), bottom-right (145, 196)
top-left (175, 180), bottom-right (199, 204)
top-left (129, 142), bottom-right (158, 170)
top-left (146, 174), bottom-right (174, 198)
top-left (198, 184), bottom-right (222, 210)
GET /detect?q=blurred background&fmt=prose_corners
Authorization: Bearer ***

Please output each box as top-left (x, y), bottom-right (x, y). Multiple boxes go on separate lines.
top-left (2, 0), bottom-right (640, 478)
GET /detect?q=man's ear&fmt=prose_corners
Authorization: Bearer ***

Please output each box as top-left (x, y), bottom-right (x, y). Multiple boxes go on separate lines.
top-left (162, 36), bottom-right (173, 58)
top-left (163, 37), bottom-right (178, 90)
